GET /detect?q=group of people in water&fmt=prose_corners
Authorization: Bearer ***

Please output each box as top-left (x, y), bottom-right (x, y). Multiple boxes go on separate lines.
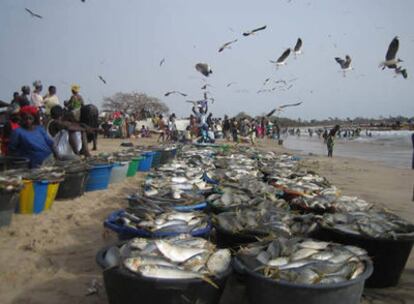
top-left (1, 81), bottom-right (95, 168)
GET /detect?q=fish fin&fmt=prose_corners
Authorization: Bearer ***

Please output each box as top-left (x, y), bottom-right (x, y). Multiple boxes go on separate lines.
top-left (200, 275), bottom-right (219, 289)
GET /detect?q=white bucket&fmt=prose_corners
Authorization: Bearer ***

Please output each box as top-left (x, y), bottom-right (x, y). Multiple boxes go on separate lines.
top-left (109, 162), bottom-right (128, 184)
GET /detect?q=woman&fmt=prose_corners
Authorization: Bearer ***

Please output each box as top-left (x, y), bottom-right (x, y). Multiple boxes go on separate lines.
top-left (67, 84), bottom-right (84, 121)
top-left (8, 106), bottom-right (56, 168)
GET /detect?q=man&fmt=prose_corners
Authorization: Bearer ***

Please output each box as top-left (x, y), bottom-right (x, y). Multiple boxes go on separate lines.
top-left (19, 85), bottom-right (31, 107)
top-left (43, 85), bottom-right (60, 116)
top-left (10, 92), bottom-right (19, 106)
top-left (31, 80), bottom-right (44, 110)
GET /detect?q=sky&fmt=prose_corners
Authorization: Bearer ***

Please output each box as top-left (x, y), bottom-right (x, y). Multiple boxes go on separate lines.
top-left (0, 0), bottom-right (413, 120)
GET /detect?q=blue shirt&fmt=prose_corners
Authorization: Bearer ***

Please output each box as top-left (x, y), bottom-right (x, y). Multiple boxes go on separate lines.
top-left (9, 126), bottom-right (54, 168)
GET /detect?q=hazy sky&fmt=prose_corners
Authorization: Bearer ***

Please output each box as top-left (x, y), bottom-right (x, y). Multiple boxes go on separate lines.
top-left (0, 0), bottom-right (413, 119)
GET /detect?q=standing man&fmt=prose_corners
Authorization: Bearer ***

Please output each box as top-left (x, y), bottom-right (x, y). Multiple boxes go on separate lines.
top-left (31, 80), bottom-right (44, 111)
top-left (43, 85), bottom-right (60, 117)
top-left (19, 85), bottom-right (31, 107)
top-left (411, 133), bottom-right (414, 169)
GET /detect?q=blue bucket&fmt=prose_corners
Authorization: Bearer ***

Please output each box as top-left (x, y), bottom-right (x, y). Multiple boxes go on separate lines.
top-left (85, 164), bottom-right (113, 192)
top-left (137, 152), bottom-right (155, 172)
top-left (104, 209), bottom-right (212, 240)
top-left (151, 151), bottom-right (161, 168)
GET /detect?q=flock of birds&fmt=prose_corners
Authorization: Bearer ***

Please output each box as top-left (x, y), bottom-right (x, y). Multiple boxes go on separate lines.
top-left (24, 7), bottom-right (408, 117)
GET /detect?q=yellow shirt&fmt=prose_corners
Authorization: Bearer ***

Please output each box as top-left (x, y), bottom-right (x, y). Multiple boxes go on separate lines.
top-left (43, 94), bottom-right (60, 115)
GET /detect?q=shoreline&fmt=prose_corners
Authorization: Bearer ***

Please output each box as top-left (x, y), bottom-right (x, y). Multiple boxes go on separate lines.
top-left (0, 137), bottom-right (412, 304)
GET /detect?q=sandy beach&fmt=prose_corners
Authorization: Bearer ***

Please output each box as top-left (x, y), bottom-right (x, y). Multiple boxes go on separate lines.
top-left (0, 137), bottom-right (413, 304)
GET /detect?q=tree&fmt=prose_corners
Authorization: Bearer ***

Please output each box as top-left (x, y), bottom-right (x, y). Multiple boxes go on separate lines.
top-left (102, 92), bottom-right (169, 119)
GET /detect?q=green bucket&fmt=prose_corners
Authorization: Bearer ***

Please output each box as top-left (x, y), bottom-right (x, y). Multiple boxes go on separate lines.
top-left (126, 157), bottom-right (142, 177)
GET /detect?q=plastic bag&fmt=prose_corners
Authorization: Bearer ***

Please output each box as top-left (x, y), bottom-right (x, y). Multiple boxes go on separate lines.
top-left (54, 130), bottom-right (76, 158)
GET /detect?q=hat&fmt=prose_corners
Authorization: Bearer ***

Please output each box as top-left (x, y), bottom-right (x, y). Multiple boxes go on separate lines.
top-left (71, 84), bottom-right (80, 93)
top-left (20, 105), bottom-right (38, 116)
top-left (33, 80), bottom-right (42, 88)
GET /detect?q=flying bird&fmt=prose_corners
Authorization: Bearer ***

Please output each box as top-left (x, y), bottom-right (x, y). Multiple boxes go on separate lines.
top-left (394, 66), bottom-right (408, 79)
top-left (159, 58), bottom-right (165, 66)
top-left (25, 8), bottom-right (43, 19)
top-left (243, 25), bottom-right (267, 37)
top-left (263, 78), bottom-right (271, 86)
top-left (274, 79), bottom-right (287, 85)
top-left (201, 84), bottom-right (212, 90)
top-left (292, 38), bottom-right (303, 57)
top-left (335, 55), bottom-right (353, 76)
top-left (266, 101), bottom-right (303, 117)
top-left (195, 63), bottom-right (213, 77)
top-left (164, 91), bottom-right (187, 97)
top-left (226, 82), bottom-right (237, 87)
top-left (379, 36), bottom-right (403, 69)
top-left (270, 49), bottom-right (291, 67)
top-left (98, 75), bottom-right (107, 84)
top-left (218, 39), bottom-right (238, 52)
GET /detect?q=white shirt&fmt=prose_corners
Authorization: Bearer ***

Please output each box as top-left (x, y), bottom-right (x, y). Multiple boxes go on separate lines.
top-left (31, 92), bottom-right (44, 108)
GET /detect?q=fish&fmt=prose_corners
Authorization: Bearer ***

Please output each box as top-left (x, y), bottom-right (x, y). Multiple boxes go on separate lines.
top-left (124, 255), bottom-right (176, 272)
top-left (138, 265), bottom-right (219, 288)
top-left (155, 240), bottom-right (207, 263)
top-left (206, 249), bottom-right (231, 275)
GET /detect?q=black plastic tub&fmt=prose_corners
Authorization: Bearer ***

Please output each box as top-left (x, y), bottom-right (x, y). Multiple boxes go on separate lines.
top-left (311, 226), bottom-right (414, 288)
top-left (56, 170), bottom-right (88, 200)
top-left (0, 191), bottom-right (19, 227)
top-left (96, 245), bottom-right (231, 304)
top-left (158, 149), bottom-right (170, 165)
top-left (0, 156), bottom-right (29, 171)
top-left (214, 224), bottom-right (268, 249)
top-left (233, 256), bottom-right (373, 304)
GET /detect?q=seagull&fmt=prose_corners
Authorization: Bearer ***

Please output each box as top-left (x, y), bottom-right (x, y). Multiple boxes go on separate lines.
top-left (218, 39), bottom-right (238, 52)
top-left (98, 75), bottom-right (106, 84)
top-left (274, 79), bottom-right (287, 85)
top-left (25, 8), bottom-right (43, 19)
top-left (226, 82), bottom-right (237, 87)
top-left (201, 84), bottom-right (212, 90)
top-left (335, 55), bottom-right (353, 77)
top-left (243, 25), bottom-right (267, 37)
top-left (165, 91), bottom-right (187, 97)
top-left (195, 63), bottom-right (213, 77)
top-left (292, 38), bottom-right (303, 57)
top-left (159, 58), bottom-right (165, 66)
top-left (270, 49), bottom-right (291, 67)
top-left (379, 36), bottom-right (403, 70)
top-left (263, 78), bottom-right (271, 86)
top-left (394, 66), bottom-right (408, 79)
top-left (266, 101), bottom-right (303, 117)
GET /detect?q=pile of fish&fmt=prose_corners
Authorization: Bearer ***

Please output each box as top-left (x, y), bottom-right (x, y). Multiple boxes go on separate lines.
top-left (109, 236), bottom-right (231, 285)
top-left (55, 159), bottom-right (90, 173)
top-left (113, 210), bottom-right (210, 236)
top-left (270, 172), bottom-right (334, 196)
top-left (215, 206), bottom-right (317, 238)
top-left (321, 211), bottom-right (414, 240)
top-left (290, 193), bottom-right (373, 213)
top-left (214, 153), bottom-right (263, 182)
top-left (237, 238), bottom-right (370, 285)
top-left (0, 175), bottom-right (23, 192)
top-left (7, 166), bottom-right (65, 181)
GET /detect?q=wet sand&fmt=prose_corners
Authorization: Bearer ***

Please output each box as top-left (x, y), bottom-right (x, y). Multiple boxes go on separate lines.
top-left (0, 137), bottom-right (413, 304)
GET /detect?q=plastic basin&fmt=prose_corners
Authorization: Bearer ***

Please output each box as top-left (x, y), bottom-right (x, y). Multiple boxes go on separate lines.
top-left (311, 226), bottom-right (414, 288)
top-left (126, 158), bottom-right (141, 177)
top-left (233, 256), bottom-right (372, 304)
top-left (85, 164), bottom-right (113, 192)
top-left (96, 244), bottom-right (231, 304)
top-left (0, 156), bottom-right (29, 171)
top-left (56, 170), bottom-right (88, 200)
top-left (104, 209), bottom-right (212, 240)
top-left (137, 152), bottom-right (155, 172)
top-left (0, 191), bottom-right (19, 227)
top-left (110, 162), bottom-right (128, 184)
top-left (16, 180), bottom-right (60, 214)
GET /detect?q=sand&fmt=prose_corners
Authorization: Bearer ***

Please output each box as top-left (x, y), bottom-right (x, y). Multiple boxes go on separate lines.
top-left (0, 137), bottom-right (413, 304)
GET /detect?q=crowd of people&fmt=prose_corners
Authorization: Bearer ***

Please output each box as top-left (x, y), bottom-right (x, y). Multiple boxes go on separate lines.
top-left (0, 81), bottom-right (96, 168)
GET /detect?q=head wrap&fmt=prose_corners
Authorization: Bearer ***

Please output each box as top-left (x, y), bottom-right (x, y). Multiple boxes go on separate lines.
top-left (33, 80), bottom-right (42, 88)
top-left (71, 84), bottom-right (80, 93)
top-left (20, 105), bottom-right (38, 116)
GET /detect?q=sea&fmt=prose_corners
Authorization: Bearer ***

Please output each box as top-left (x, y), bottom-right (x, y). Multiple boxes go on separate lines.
top-left (283, 130), bottom-right (414, 169)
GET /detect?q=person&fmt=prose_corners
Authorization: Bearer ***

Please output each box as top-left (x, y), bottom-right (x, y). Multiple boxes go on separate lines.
top-left (412, 133), bottom-right (414, 170)
top-left (327, 125), bottom-right (340, 158)
top-left (230, 119), bottom-right (238, 143)
top-left (140, 125), bottom-right (147, 138)
top-left (31, 80), bottom-right (44, 110)
top-left (206, 113), bottom-right (213, 128)
top-left (189, 114), bottom-right (198, 139)
top-left (47, 106), bottom-right (85, 159)
top-left (67, 84), bottom-right (84, 121)
top-left (1, 107), bottom-right (20, 155)
top-left (222, 115), bottom-right (230, 140)
top-left (10, 92), bottom-right (20, 106)
top-left (128, 115), bottom-right (136, 137)
top-left (8, 106), bottom-right (56, 168)
top-left (43, 85), bottom-right (60, 116)
top-left (18, 85), bottom-right (31, 107)
top-left (157, 114), bottom-right (166, 143)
